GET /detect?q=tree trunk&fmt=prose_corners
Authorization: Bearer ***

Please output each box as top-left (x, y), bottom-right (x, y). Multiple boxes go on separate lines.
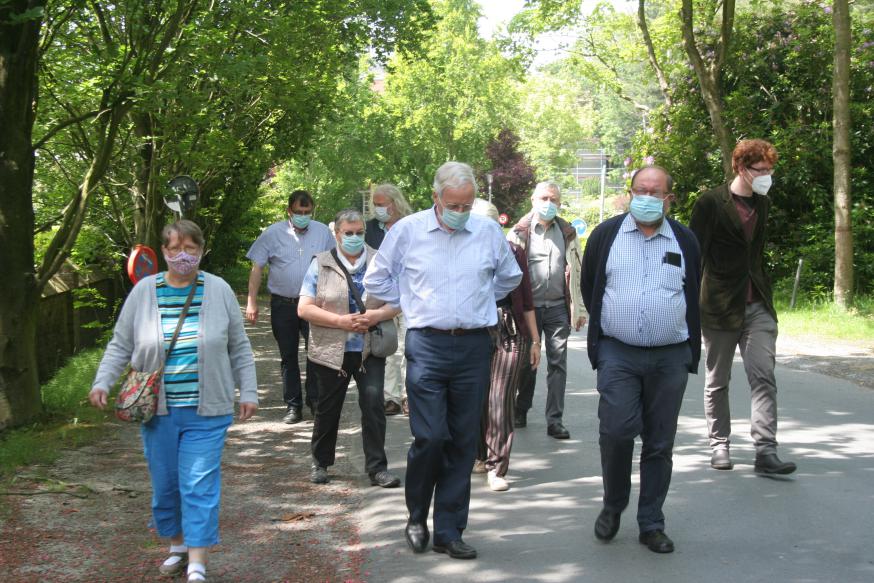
top-left (832, 0), bottom-right (853, 308)
top-left (637, 0), bottom-right (672, 108)
top-left (680, 0), bottom-right (735, 178)
top-left (0, 0), bottom-right (46, 428)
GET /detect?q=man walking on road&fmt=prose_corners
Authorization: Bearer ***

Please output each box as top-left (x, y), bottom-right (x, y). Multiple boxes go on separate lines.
top-left (364, 161), bottom-right (522, 560)
top-left (246, 190), bottom-right (335, 424)
top-left (508, 181), bottom-right (586, 439)
top-left (690, 139), bottom-right (797, 475)
top-left (581, 166), bottom-right (701, 554)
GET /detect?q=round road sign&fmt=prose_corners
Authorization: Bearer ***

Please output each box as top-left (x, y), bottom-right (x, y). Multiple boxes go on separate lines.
top-left (498, 213), bottom-right (510, 226)
top-left (127, 244), bottom-right (158, 285)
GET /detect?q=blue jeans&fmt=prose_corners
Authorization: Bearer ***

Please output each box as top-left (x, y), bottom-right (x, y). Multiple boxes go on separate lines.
top-left (595, 338), bottom-right (691, 533)
top-left (404, 328), bottom-right (492, 545)
top-left (141, 407), bottom-right (233, 547)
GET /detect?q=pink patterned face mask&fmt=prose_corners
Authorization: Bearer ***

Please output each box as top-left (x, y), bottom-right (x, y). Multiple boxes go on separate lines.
top-left (164, 251), bottom-right (201, 275)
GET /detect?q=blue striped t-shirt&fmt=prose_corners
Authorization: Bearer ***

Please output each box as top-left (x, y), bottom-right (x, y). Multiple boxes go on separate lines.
top-left (157, 272), bottom-right (204, 407)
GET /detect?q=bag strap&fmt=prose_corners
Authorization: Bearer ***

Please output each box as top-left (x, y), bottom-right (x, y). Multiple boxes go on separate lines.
top-left (164, 277), bottom-right (199, 361)
top-left (330, 248), bottom-right (366, 314)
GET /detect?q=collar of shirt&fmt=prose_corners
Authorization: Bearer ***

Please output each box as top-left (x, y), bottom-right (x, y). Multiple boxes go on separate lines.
top-left (337, 248), bottom-right (367, 274)
top-left (426, 205), bottom-right (476, 234)
top-left (620, 213), bottom-right (675, 241)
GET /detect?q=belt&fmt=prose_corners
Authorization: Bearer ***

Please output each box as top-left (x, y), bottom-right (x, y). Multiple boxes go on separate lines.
top-left (418, 326), bottom-right (488, 336)
top-left (271, 294), bottom-right (299, 303)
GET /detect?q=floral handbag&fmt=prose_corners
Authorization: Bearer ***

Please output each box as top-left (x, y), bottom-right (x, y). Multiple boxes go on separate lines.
top-left (114, 282), bottom-right (198, 423)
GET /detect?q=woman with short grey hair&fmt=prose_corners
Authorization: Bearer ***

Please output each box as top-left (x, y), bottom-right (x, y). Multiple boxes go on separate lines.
top-left (298, 209), bottom-right (401, 488)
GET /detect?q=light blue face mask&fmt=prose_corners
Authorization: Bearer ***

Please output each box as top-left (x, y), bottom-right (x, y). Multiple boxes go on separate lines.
top-left (291, 213), bottom-right (311, 229)
top-left (629, 195), bottom-right (665, 224)
top-left (374, 206), bottom-right (392, 222)
top-left (537, 200), bottom-right (558, 221)
top-left (440, 206), bottom-right (470, 230)
top-left (340, 234), bottom-right (365, 255)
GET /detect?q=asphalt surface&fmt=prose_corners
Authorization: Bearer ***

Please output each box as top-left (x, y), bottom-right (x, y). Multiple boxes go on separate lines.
top-left (343, 329), bottom-right (874, 583)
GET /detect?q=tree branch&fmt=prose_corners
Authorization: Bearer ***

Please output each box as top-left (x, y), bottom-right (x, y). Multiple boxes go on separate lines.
top-left (637, 0), bottom-right (672, 107)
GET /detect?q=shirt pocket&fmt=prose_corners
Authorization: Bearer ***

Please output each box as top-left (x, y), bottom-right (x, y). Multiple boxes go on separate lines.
top-left (659, 263), bottom-right (684, 293)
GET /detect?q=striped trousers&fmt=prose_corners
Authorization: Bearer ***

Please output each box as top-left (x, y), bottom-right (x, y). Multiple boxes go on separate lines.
top-left (478, 307), bottom-right (531, 477)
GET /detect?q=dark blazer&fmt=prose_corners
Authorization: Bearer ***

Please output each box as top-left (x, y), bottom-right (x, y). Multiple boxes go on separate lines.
top-left (580, 213), bottom-right (702, 373)
top-left (688, 182), bottom-right (776, 331)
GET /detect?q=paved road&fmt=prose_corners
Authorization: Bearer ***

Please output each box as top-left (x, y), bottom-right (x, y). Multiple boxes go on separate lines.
top-left (343, 329), bottom-right (874, 583)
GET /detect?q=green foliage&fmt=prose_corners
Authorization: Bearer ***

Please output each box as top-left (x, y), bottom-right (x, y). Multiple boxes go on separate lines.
top-left (631, 0), bottom-right (874, 294)
top-left (774, 291), bottom-right (874, 343)
top-left (0, 348), bottom-right (110, 478)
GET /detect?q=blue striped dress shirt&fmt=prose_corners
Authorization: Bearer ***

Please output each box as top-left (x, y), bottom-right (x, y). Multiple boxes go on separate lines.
top-left (600, 214), bottom-right (688, 347)
top-left (364, 207), bottom-right (523, 329)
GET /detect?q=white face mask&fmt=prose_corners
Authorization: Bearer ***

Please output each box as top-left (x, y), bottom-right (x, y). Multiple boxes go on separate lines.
top-left (751, 174), bottom-right (772, 196)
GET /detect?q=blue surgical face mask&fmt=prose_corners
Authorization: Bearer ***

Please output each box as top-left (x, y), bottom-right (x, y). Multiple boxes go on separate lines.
top-left (291, 213), bottom-right (311, 229)
top-left (374, 206), bottom-right (391, 222)
top-left (537, 200), bottom-right (558, 221)
top-left (340, 234), bottom-right (365, 255)
top-left (440, 205), bottom-right (470, 231)
top-left (629, 195), bottom-right (665, 224)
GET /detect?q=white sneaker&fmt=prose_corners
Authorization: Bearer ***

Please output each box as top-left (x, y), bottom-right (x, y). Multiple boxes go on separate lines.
top-left (487, 470), bottom-right (509, 492)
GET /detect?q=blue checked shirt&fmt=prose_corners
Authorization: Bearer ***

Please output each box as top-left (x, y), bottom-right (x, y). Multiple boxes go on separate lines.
top-left (363, 207), bottom-right (523, 329)
top-left (600, 214), bottom-right (688, 347)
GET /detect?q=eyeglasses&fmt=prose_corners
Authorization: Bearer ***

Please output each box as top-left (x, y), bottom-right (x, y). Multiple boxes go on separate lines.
top-left (341, 230), bottom-right (365, 237)
top-left (747, 166), bottom-right (773, 176)
top-left (630, 189), bottom-right (671, 200)
top-left (443, 203), bottom-right (474, 213)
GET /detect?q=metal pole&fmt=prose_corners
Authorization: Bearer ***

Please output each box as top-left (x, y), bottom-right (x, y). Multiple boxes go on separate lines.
top-left (486, 173), bottom-right (493, 204)
top-left (790, 258), bottom-right (804, 309)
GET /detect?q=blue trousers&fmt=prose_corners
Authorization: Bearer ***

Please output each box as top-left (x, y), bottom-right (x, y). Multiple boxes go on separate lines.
top-left (595, 338), bottom-right (691, 533)
top-left (141, 407), bottom-right (233, 547)
top-left (404, 329), bottom-right (492, 545)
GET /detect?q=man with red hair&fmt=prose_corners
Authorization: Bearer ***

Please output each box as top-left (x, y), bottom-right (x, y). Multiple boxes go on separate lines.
top-left (690, 139), bottom-right (796, 475)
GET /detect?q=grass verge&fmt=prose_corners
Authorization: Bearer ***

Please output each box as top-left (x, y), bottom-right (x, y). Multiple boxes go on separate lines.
top-left (774, 293), bottom-right (874, 344)
top-left (0, 348), bottom-right (113, 481)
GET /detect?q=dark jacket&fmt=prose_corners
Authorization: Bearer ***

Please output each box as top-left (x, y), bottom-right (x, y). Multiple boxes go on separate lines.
top-left (364, 218), bottom-right (386, 250)
top-left (580, 213), bottom-right (702, 373)
top-left (688, 182), bottom-right (776, 330)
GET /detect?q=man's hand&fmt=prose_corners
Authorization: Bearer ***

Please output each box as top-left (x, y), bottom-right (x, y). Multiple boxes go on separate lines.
top-left (529, 342), bottom-right (541, 369)
top-left (574, 315), bottom-right (587, 331)
top-left (90, 389), bottom-right (108, 409)
top-left (239, 402), bottom-right (258, 421)
top-left (245, 299), bottom-right (258, 324)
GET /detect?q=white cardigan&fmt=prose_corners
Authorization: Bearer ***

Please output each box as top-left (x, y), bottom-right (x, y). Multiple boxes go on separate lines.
top-left (91, 272), bottom-right (258, 416)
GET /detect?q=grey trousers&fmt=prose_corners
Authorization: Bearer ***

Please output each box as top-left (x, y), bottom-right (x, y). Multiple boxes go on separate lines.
top-left (703, 302), bottom-right (779, 455)
top-left (515, 304), bottom-right (569, 425)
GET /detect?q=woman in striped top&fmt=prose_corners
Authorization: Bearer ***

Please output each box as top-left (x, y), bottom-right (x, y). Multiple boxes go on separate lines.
top-left (90, 220), bottom-right (258, 583)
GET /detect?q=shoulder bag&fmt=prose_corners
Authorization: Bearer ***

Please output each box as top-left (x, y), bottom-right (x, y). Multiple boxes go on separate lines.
top-left (115, 280), bottom-right (198, 423)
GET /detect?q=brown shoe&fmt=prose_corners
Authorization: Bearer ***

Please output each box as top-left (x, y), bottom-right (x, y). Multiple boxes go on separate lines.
top-left (384, 401), bottom-right (401, 416)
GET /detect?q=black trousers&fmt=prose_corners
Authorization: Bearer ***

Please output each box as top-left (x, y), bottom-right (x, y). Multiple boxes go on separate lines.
top-left (309, 353), bottom-right (389, 475)
top-left (270, 295), bottom-right (315, 409)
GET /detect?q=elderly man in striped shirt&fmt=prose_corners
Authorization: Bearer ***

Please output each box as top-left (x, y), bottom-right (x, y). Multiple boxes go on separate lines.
top-left (365, 161), bottom-right (522, 560)
top-left (580, 165), bottom-right (701, 554)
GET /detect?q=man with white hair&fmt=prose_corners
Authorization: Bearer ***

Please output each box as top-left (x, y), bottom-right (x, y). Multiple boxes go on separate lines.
top-left (365, 161), bottom-right (522, 560)
top-left (508, 181), bottom-right (586, 439)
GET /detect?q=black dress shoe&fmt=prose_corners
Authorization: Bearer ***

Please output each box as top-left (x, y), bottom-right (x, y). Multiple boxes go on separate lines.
top-left (755, 453), bottom-right (797, 475)
top-left (547, 422), bottom-right (570, 439)
top-left (283, 407), bottom-right (302, 424)
top-left (433, 539), bottom-right (477, 560)
top-left (594, 508), bottom-right (620, 541)
top-left (514, 410), bottom-right (527, 428)
top-left (639, 529), bottom-right (674, 553)
top-left (405, 521), bottom-right (429, 553)
top-left (310, 465), bottom-right (328, 484)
